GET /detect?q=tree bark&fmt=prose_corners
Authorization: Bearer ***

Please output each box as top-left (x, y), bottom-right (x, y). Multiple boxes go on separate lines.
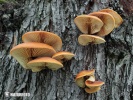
top-left (0, 0), bottom-right (133, 100)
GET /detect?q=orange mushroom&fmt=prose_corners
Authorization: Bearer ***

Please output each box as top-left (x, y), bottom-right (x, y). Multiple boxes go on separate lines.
top-left (75, 69), bottom-right (104, 93)
top-left (22, 31), bottom-right (62, 51)
top-left (85, 80), bottom-right (104, 88)
top-left (10, 42), bottom-right (56, 69)
top-left (27, 57), bottom-right (63, 72)
top-left (74, 15), bottom-right (103, 34)
top-left (75, 69), bottom-right (95, 88)
top-left (99, 9), bottom-right (123, 28)
top-left (52, 51), bottom-right (75, 63)
top-left (85, 87), bottom-right (101, 93)
top-left (89, 12), bottom-right (115, 36)
top-left (85, 79), bottom-right (104, 93)
top-left (78, 34), bottom-right (106, 45)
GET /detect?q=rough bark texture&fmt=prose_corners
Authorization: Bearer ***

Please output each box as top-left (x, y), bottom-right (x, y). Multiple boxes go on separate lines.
top-left (0, 0), bottom-right (133, 100)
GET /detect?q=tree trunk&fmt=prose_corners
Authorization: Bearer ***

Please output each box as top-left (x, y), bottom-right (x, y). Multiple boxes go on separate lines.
top-left (0, 0), bottom-right (133, 100)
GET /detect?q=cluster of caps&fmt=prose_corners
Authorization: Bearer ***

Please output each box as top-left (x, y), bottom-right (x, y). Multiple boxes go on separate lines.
top-left (74, 9), bottom-right (123, 45)
top-left (10, 31), bottom-right (74, 72)
top-left (75, 69), bottom-right (104, 93)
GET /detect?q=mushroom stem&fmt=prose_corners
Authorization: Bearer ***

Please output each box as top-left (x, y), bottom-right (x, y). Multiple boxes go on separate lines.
top-left (87, 75), bottom-right (95, 82)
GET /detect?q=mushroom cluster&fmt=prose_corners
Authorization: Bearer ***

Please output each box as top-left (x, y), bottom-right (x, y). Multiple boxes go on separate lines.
top-left (10, 31), bottom-right (74, 72)
top-left (75, 69), bottom-right (104, 93)
top-left (74, 8), bottom-right (123, 45)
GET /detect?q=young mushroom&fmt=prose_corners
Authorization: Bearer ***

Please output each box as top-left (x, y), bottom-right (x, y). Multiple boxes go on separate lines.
top-left (99, 9), bottom-right (123, 28)
top-left (52, 51), bottom-right (75, 63)
top-left (85, 81), bottom-right (104, 93)
top-left (22, 31), bottom-right (62, 51)
top-left (85, 80), bottom-right (104, 93)
top-left (75, 69), bottom-right (104, 94)
top-left (89, 12), bottom-right (115, 36)
top-left (10, 42), bottom-right (56, 69)
top-left (85, 87), bottom-right (101, 94)
top-left (78, 34), bottom-right (106, 45)
top-left (27, 57), bottom-right (63, 72)
top-left (75, 69), bottom-right (95, 88)
top-left (85, 80), bottom-right (104, 89)
top-left (74, 15), bottom-right (103, 34)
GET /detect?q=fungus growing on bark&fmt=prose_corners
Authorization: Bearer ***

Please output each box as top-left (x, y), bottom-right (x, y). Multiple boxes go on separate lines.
top-left (27, 57), bottom-right (63, 72)
top-left (10, 42), bottom-right (56, 69)
top-left (85, 81), bottom-right (104, 88)
top-left (85, 87), bottom-right (101, 93)
top-left (78, 34), bottom-right (106, 45)
top-left (89, 12), bottom-right (115, 36)
top-left (22, 31), bottom-right (62, 51)
top-left (75, 70), bottom-right (104, 93)
top-left (75, 69), bottom-right (95, 88)
top-left (74, 15), bottom-right (103, 34)
top-left (85, 81), bottom-right (104, 93)
top-left (99, 9), bottom-right (123, 28)
top-left (52, 51), bottom-right (75, 63)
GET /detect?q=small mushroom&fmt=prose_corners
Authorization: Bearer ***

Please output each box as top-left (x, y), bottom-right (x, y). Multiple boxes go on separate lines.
top-left (78, 34), bottom-right (106, 45)
top-left (75, 69), bottom-right (95, 88)
top-left (85, 80), bottom-right (104, 88)
top-left (85, 80), bottom-right (104, 93)
top-left (10, 42), bottom-right (56, 69)
top-left (74, 15), bottom-right (103, 34)
top-left (99, 9), bottom-right (123, 28)
top-left (52, 51), bottom-right (75, 63)
top-left (22, 31), bottom-right (62, 51)
top-left (27, 57), bottom-right (63, 72)
top-left (85, 87), bottom-right (101, 94)
top-left (89, 12), bottom-right (115, 36)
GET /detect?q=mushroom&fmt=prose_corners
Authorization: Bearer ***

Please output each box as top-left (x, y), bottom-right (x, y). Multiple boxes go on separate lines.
top-left (85, 87), bottom-right (101, 94)
top-left (78, 34), bottom-right (106, 45)
top-left (85, 80), bottom-right (104, 93)
top-left (75, 69), bottom-right (95, 88)
top-left (85, 80), bottom-right (104, 88)
top-left (99, 9), bottom-right (123, 28)
top-left (10, 42), bottom-right (56, 69)
top-left (74, 15), bottom-right (103, 34)
top-left (22, 31), bottom-right (62, 51)
top-left (52, 51), bottom-right (75, 63)
top-left (89, 12), bottom-right (115, 36)
top-left (27, 57), bottom-right (63, 72)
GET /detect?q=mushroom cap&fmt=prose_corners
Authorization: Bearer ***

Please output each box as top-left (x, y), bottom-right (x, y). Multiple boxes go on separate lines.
top-left (85, 87), bottom-right (101, 93)
top-left (85, 81), bottom-right (104, 88)
top-left (99, 9), bottom-right (123, 28)
top-left (27, 57), bottom-right (63, 72)
top-left (22, 31), bottom-right (62, 51)
top-left (75, 69), bottom-right (95, 88)
top-left (10, 42), bottom-right (56, 69)
top-left (89, 12), bottom-right (115, 36)
top-left (52, 51), bottom-right (75, 62)
top-left (76, 69), bottom-right (95, 79)
top-left (78, 34), bottom-right (106, 45)
top-left (74, 15), bottom-right (103, 34)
